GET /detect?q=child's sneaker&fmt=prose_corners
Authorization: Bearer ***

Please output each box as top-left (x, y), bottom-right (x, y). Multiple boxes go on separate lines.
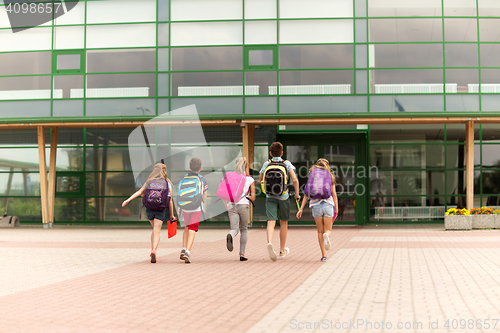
top-left (180, 249), bottom-right (186, 260)
top-left (184, 251), bottom-right (191, 263)
top-left (279, 247), bottom-right (290, 258)
top-left (321, 256), bottom-right (328, 262)
top-left (323, 233), bottom-right (331, 251)
top-left (267, 243), bottom-right (277, 261)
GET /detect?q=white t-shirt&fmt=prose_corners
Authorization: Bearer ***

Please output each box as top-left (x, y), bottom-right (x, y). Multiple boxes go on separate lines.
top-left (309, 196), bottom-right (335, 209)
top-left (228, 176), bottom-right (255, 207)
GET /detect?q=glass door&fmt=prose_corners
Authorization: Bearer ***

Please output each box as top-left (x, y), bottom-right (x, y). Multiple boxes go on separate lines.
top-left (279, 133), bottom-right (368, 225)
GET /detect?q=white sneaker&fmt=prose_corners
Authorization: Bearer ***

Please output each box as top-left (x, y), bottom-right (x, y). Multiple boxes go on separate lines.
top-left (323, 233), bottom-right (331, 251)
top-left (279, 247), bottom-right (290, 258)
top-left (267, 243), bottom-right (277, 261)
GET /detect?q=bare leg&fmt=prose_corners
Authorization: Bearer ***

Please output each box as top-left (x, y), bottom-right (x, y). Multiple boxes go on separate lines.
top-left (323, 217), bottom-right (333, 239)
top-left (279, 220), bottom-right (288, 253)
top-left (150, 220), bottom-right (154, 252)
top-left (267, 220), bottom-right (276, 243)
top-left (315, 217), bottom-right (326, 258)
top-left (182, 227), bottom-right (189, 248)
top-left (186, 229), bottom-right (196, 251)
top-left (151, 218), bottom-right (163, 253)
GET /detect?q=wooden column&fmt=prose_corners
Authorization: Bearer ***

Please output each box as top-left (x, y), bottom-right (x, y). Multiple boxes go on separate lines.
top-left (242, 124), bottom-right (255, 225)
top-left (48, 127), bottom-right (58, 227)
top-left (37, 126), bottom-right (49, 227)
top-left (466, 120), bottom-right (475, 211)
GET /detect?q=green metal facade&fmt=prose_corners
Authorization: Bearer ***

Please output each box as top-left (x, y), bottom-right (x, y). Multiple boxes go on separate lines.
top-left (0, 0), bottom-right (499, 224)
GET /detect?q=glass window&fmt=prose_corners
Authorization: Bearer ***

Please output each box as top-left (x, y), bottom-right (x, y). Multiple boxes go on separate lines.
top-left (444, 18), bottom-right (478, 41)
top-left (356, 44), bottom-right (367, 68)
top-left (55, 0), bottom-right (85, 25)
top-left (479, 19), bottom-right (500, 41)
top-left (370, 145), bottom-right (445, 169)
top-left (86, 74), bottom-right (156, 98)
top-left (171, 0), bottom-right (242, 21)
top-left (54, 75), bottom-right (83, 99)
top-left (279, 96), bottom-right (367, 113)
top-left (171, 47), bottom-right (242, 71)
top-left (478, 69), bottom-right (500, 93)
top-left (370, 124), bottom-right (445, 143)
top-left (445, 44), bottom-right (478, 67)
top-left (0, 27), bottom-right (52, 52)
top-left (171, 97), bottom-right (243, 114)
top-left (57, 54), bottom-right (81, 70)
top-left (370, 95), bottom-right (444, 112)
top-left (158, 74), bottom-right (169, 97)
top-left (86, 0), bottom-right (157, 24)
top-left (446, 95), bottom-right (479, 112)
top-left (370, 70), bottom-right (444, 93)
top-left (444, 0), bottom-right (477, 16)
top-left (356, 70), bottom-right (368, 94)
top-left (171, 72), bottom-right (243, 96)
top-left (54, 26), bottom-right (84, 50)
top-left (446, 123), bottom-right (479, 142)
top-left (86, 99), bottom-right (156, 117)
top-left (245, 21), bottom-right (277, 45)
top-left (86, 24), bottom-right (156, 48)
top-left (86, 128), bottom-right (137, 146)
top-left (369, 0), bottom-right (441, 16)
top-left (369, 19), bottom-right (442, 42)
top-left (279, 0), bottom-right (353, 18)
top-left (280, 45), bottom-right (354, 69)
top-left (158, 23), bottom-right (169, 47)
top-left (481, 95), bottom-right (500, 111)
top-left (480, 45), bottom-right (500, 67)
top-left (245, 97), bottom-right (277, 114)
top-left (0, 52), bottom-right (51, 75)
top-left (482, 145), bottom-right (500, 167)
top-left (158, 48), bottom-right (169, 71)
top-left (87, 49), bottom-right (156, 73)
top-left (245, 0), bottom-right (276, 19)
top-left (249, 50), bottom-right (273, 66)
top-left (86, 147), bottom-right (138, 171)
top-left (355, 19), bottom-right (367, 43)
top-left (446, 69), bottom-right (478, 93)
top-left (478, 0), bottom-right (500, 17)
top-left (86, 172), bottom-right (136, 196)
top-left (246, 72), bottom-right (277, 96)
top-left (278, 70), bottom-right (354, 95)
top-left (0, 101), bottom-right (50, 117)
top-left (481, 124), bottom-right (500, 142)
top-left (370, 44), bottom-right (443, 68)
top-left (171, 22), bottom-right (243, 46)
top-left (0, 76), bottom-right (51, 100)
top-left (158, 0), bottom-right (169, 21)
top-left (52, 100), bottom-right (84, 117)
top-left (279, 20), bottom-right (353, 44)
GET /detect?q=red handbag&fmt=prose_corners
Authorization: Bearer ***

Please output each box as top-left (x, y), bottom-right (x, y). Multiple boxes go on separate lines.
top-left (167, 217), bottom-right (177, 238)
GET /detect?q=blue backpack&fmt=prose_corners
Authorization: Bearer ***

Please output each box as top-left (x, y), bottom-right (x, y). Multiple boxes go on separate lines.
top-left (177, 173), bottom-right (204, 211)
top-left (304, 168), bottom-right (332, 199)
top-left (142, 179), bottom-right (170, 211)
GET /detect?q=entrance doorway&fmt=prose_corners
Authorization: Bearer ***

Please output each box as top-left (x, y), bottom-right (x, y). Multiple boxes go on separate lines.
top-left (278, 133), bottom-right (368, 225)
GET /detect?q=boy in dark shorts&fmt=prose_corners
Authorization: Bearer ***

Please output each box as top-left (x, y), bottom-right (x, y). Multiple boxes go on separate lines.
top-left (179, 157), bottom-right (208, 263)
top-left (258, 142), bottom-right (300, 261)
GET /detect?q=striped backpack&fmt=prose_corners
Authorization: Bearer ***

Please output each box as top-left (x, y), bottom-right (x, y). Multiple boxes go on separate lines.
top-left (177, 173), bottom-right (204, 211)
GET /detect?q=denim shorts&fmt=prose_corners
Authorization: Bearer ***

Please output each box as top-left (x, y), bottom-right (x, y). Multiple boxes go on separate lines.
top-left (311, 201), bottom-right (334, 218)
top-left (146, 208), bottom-right (166, 222)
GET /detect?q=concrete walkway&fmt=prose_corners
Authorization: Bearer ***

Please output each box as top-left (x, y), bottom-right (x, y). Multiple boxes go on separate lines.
top-left (1, 225), bottom-right (500, 333)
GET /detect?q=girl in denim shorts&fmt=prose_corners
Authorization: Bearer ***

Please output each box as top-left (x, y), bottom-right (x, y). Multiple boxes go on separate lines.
top-left (296, 158), bottom-right (338, 262)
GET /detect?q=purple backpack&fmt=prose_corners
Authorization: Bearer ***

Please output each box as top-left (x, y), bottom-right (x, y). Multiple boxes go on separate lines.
top-left (142, 179), bottom-right (170, 211)
top-left (304, 168), bottom-right (332, 199)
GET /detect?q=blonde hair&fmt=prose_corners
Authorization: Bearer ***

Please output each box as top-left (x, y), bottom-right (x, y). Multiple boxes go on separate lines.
top-left (309, 158), bottom-right (336, 185)
top-left (144, 163), bottom-right (172, 188)
top-left (235, 157), bottom-right (248, 175)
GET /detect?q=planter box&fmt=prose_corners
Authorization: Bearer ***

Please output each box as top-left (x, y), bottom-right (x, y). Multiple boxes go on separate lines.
top-left (495, 215), bottom-right (500, 229)
top-left (471, 214), bottom-right (495, 229)
top-left (444, 215), bottom-right (472, 230)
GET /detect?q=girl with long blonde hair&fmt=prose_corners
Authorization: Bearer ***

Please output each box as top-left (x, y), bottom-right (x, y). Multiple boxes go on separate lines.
top-left (122, 163), bottom-right (175, 263)
top-left (296, 158), bottom-right (338, 262)
top-left (224, 157), bottom-right (256, 261)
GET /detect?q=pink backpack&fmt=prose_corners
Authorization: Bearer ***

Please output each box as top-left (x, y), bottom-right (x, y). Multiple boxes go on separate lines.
top-left (216, 172), bottom-right (248, 203)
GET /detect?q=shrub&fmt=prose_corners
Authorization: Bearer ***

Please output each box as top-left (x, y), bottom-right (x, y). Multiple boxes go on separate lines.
top-left (445, 208), bottom-right (470, 215)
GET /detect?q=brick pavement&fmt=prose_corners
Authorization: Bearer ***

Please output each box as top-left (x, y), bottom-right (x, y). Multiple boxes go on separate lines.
top-left (1, 225), bottom-right (500, 333)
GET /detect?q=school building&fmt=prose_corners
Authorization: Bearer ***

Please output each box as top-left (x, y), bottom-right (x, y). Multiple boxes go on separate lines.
top-left (0, 0), bottom-right (499, 226)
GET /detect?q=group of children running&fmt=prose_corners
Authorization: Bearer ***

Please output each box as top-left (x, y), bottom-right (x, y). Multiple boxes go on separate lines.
top-left (122, 141), bottom-right (338, 264)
